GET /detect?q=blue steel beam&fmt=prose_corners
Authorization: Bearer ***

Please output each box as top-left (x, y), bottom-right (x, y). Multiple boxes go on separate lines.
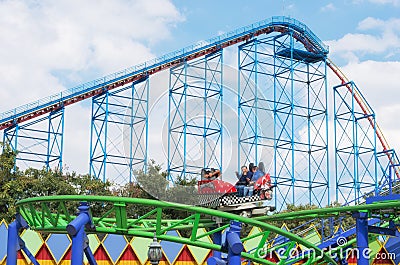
top-left (238, 31), bottom-right (329, 209)
top-left (168, 50), bottom-right (223, 181)
top-left (3, 107), bottom-right (64, 171)
top-left (334, 82), bottom-right (378, 205)
top-left (90, 77), bottom-right (149, 183)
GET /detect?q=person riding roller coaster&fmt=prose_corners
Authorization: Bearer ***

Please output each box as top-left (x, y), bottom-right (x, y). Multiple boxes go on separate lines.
top-left (198, 168), bottom-right (223, 193)
top-left (201, 168), bottom-right (221, 180)
top-left (250, 162), bottom-right (274, 199)
top-left (198, 164), bottom-right (275, 200)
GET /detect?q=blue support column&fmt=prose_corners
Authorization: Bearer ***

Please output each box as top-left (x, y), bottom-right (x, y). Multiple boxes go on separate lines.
top-left (21, 244), bottom-right (40, 265)
top-left (238, 32), bottom-right (329, 210)
top-left (168, 50), bottom-right (223, 181)
top-left (208, 230), bottom-right (225, 265)
top-left (213, 230), bottom-right (222, 259)
top-left (353, 211), bottom-right (369, 265)
top-left (90, 77), bottom-right (149, 184)
top-left (334, 81), bottom-right (378, 205)
top-left (207, 222), bottom-right (243, 265)
top-left (83, 230), bottom-right (98, 265)
top-left (226, 221), bottom-right (243, 265)
top-left (66, 202), bottom-right (93, 265)
top-left (3, 107), bottom-right (64, 171)
top-left (7, 214), bottom-right (39, 265)
top-left (6, 220), bottom-right (20, 265)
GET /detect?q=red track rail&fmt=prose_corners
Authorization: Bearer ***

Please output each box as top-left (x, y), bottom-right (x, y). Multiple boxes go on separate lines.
top-left (327, 59), bottom-right (400, 179)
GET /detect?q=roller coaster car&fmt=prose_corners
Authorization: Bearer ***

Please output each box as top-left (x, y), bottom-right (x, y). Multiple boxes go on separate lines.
top-left (197, 173), bottom-right (276, 217)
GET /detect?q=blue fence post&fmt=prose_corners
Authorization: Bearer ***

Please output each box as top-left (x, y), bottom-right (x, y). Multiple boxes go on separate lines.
top-left (207, 229), bottom-right (226, 265)
top-left (226, 221), bottom-right (243, 265)
top-left (84, 233), bottom-right (98, 265)
top-left (67, 202), bottom-right (93, 265)
top-left (353, 211), bottom-right (369, 265)
top-left (6, 220), bottom-right (20, 265)
top-left (6, 214), bottom-right (37, 265)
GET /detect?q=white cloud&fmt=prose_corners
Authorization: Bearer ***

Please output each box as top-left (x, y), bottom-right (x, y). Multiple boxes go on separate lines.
top-left (0, 0), bottom-right (184, 112)
top-left (358, 17), bottom-right (400, 31)
top-left (369, 0), bottom-right (400, 6)
top-left (0, 0), bottom-right (184, 174)
top-left (327, 17), bottom-right (400, 61)
top-left (321, 3), bottom-right (336, 12)
top-left (335, 60), bottom-right (400, 155)
top-left (357, 17), bottom-right (386, 30)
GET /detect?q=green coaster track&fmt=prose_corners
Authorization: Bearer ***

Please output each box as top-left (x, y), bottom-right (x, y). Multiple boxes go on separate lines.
top-left (15, 195), bottom-right (400, 264)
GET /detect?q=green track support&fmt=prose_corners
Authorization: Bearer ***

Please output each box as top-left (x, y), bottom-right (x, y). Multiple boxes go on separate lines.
top-left (16, 195), bottom-right (337, 265)
top-left (16, 196), bottom-right (400, 264)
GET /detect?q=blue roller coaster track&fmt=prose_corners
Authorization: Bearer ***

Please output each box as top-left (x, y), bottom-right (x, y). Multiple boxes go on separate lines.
top-left (0, 16), bottom-right (327, 130)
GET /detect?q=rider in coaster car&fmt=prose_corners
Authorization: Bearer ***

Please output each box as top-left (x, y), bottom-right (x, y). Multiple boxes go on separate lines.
top-left (244, 165), bottom-right (256, 197)
top-left (201, 168), bottom-right (221, 180)
top-left (236, 165), bottom-right (250, 197)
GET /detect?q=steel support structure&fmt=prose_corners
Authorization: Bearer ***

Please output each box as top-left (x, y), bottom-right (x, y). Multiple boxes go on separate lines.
top-left (334, 81), bottom-right (378, 205)
top-left (225, 221), bottom-right (243, 265)
top-left (376, 149), bottom-right (400, 194)
top-left (6, 214), bottom-right (40, 265)
top-left (168, 50), bottom-right (223, 181)
top-left (238, 32), bottom-right (329, 209)
top-left (353, 211), bottom-right (369, 265)
top-left (89, 77), bottom-right (149, 183)
top-left (3, 107), bottom-right (64, 171)
top-left (66, 202), bottom-right (97, 265)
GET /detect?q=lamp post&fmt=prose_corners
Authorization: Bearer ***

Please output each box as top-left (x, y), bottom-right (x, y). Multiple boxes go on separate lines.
top-left (148, 233), bottom-right (163, 265)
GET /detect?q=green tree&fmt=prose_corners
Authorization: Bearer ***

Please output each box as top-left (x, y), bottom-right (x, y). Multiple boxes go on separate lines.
top-left (0, 142), bottom-right (17, 183)
top-left (0, 163), bottom-right (114, 222)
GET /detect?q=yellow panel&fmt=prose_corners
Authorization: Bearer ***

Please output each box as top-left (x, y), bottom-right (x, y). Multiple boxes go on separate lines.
top-left (117, 261), bottom-right (141, 265)
top-left (59, 260), bottom-right (71, 265)
top-left (174, 261), bottom-right (196, 265)
top-left (17, 258), bottom-right (29, 265)
top-left (36, 261), bottom-right (56, 265)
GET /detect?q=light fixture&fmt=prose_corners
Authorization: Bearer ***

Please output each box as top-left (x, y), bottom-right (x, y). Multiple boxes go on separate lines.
top-left (148, 233), bottom-right (162, 265)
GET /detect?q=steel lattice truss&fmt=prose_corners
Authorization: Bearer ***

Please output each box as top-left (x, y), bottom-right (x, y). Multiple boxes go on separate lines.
top-left (90, 77), bottom-right (149, 183)
top-left (238, 33), bottom-right (329, 209)
top-left (3, 108), bottom-right (64, 171)
top-left (168, 51), bottom-right (223, 180)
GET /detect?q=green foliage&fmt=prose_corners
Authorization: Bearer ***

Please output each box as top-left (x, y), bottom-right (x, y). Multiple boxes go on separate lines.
top-left (0, 143), bottom-right (115, 221)
top-left (0, 142), bottom-right (17, 183)
top-left (132, 160), bottom-right (198, 220)
top-left (135, 159), bottom-right (169, 200)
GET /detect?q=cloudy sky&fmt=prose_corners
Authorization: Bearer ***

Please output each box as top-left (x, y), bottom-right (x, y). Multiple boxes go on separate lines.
top-left (0, 0), bottom-right (399, 183)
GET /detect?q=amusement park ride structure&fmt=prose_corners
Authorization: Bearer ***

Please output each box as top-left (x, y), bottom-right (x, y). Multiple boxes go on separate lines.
top-left (2, 16), bottom-right (400, 265)
top-left (1, 16), bottom-right (397, 208)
